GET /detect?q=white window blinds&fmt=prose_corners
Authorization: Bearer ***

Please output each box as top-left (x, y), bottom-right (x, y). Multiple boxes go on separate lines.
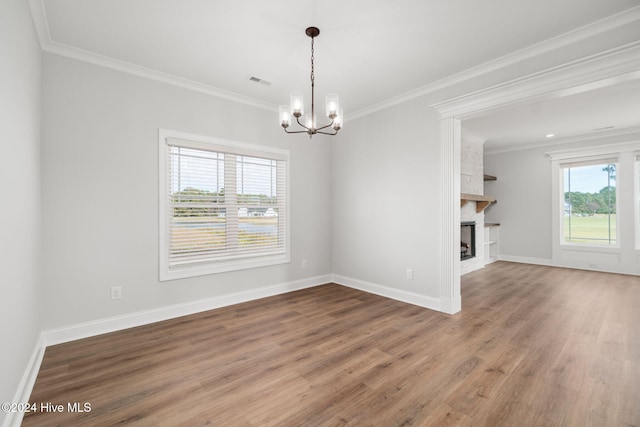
top-left (159, 131), bottom-right (289, 280)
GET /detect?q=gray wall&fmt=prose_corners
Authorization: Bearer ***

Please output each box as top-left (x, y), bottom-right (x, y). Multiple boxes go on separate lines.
top-left (483, 146), bottom-right (553, 260)
top-left (332, 96), bottom-right (443, 298)
top-left (484, 133), bottom-right (640, 264)
top-left (41, 54), bottom-right (333, 329)
top-left (0, 0), bottom-right (42, 419)
top-left (40, 51), bottom-right (449, 332)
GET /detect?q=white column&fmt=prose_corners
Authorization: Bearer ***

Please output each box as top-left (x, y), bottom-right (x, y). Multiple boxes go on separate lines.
top-left (440, 117), bottom-right (461, 314)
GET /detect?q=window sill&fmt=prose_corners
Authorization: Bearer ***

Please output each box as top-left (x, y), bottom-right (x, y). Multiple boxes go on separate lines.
top-left (160, 253), bottom-right (290, 281)
top-left (559, 243), bottom-right (619, 252)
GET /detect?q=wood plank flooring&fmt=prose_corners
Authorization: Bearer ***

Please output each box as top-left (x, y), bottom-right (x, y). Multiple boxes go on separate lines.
top-left (24, 262), bottom-right (640, 426)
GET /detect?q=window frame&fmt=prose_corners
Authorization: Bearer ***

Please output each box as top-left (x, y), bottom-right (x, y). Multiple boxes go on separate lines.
top-left (158, 129), bottom-right (290, 281)
top-left (547, 141), bottom-right (640, 272)
top-left (559, 156), bottom-right (619, 248)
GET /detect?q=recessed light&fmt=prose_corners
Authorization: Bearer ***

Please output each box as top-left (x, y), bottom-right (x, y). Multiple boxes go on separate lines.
top-left (545, 134), bottom-right (555, 138)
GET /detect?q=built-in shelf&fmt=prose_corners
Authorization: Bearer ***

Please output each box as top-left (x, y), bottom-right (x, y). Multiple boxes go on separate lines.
top-left (484, 224), bottom-right (499, 264)
top-left (460, 193), bottom-right (497, 213)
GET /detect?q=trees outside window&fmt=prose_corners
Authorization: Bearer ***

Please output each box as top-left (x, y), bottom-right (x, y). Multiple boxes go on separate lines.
top-left (562, 161), bottom-right (617, 245)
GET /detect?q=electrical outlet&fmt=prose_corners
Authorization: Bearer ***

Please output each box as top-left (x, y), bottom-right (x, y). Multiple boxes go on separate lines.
top-left (301, 258), bottom-right (308, 269)
top-left (406, 268), bottom-right (413, 280)
top-left (110, 286), bottom-right (122, 300)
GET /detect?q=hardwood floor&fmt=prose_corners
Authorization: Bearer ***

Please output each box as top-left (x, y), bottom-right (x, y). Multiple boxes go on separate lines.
top-left (24, 262), bottom-right (640, 426)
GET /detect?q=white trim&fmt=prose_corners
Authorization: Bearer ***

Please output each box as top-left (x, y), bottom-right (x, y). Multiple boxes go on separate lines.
top-left (162, 253), bottom-right (291, 281)
top-left (350, 6), bottom-right (640, 120)
top-left (3, 336), bottom-right (46, 427)
top-left (439, 118), bottom-right (462, 314)
top-left (38, 273), bottom-right (450, 347)
top-left (546, 140), bottom-right (640, 160)
top-left (165, 136), bottom-right (289, 160)
top-left (498, 255), bottom-right (555, 267)
top-left (27, 0), bottom-right (275, 113)
top-left (331, 274), bottom-right (442, 312)
top-left (430, 42), bottom-right (640, 119)
top-left (158, 129), bottom-right (290, 161)
top-left (499, 255), bottom-right (640, 276)
top-left (10, 272), bottom-right (442, 423)
top-left (49, 41), bottom-right (277, 112)
top-left (485, 126), bottom-right (640, 155)
top-left (27, 0), bottom-right (640, 121)
top-left (42, 275), bottom-right (331, 346)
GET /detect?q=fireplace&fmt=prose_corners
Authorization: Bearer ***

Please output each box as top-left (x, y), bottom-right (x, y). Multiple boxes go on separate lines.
top-left (461, 221), bottom-right (476, 261)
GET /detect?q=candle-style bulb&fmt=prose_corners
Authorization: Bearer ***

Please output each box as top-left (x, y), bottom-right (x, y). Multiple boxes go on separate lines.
top-left (290, 92), bottom-right (304, 117)
top-left (279, 105), bottom-right (291, 128)
top-left (326, 93), bottom-right (339, 119)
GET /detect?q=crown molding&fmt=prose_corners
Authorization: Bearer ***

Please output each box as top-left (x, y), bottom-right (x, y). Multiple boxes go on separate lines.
top-left (27, 0), bottom-right (277, 113)
top-left (484, 126), bottom-right (640, 156)
top-left (431, 41), bottom-right (640, 119)
top-left (28, 0), bottom-right (640, 120)
top-left (349, 6), bottom-right (640, 120)
top-left (47, 42), bottom-right (278, 112)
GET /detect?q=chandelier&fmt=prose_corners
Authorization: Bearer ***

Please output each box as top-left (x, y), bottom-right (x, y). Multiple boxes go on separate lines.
top-left (279, 27), bottom-right (343, 138)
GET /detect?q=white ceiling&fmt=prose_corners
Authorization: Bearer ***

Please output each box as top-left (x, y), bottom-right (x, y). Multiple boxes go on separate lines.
top-left (464, 78), bottom-right (640, 152)
top-left (34, 0), bottom-right (640, 146)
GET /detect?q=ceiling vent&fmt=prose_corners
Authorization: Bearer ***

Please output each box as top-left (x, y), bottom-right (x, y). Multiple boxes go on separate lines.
top-left (248, 76), bottom-right (272, 86)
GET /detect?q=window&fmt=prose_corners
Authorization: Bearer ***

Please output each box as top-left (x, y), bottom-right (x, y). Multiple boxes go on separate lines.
top-left (159, 130), bottom-right (289, 280)
top-left (561, 158), bottom-right (617, 246)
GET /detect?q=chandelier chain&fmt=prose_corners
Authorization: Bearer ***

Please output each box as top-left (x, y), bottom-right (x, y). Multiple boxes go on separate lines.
top-left (310, 36), bottom-right (315, 87)
top-left (310, 35), bottom-right (315, 130)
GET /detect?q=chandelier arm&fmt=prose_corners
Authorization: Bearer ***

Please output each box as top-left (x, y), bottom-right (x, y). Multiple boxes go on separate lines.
top-left (283, 128), bottom-right (310, 134)
top-left (316, 129), bottom-right (338, 136)
top-left (295, 115), bottom-right (311, 131)
top-left (315, 119), bottom-right (335, 132)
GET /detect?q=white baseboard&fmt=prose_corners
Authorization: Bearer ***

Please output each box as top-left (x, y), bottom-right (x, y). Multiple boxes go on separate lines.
top-left (42, 274), bottom-right (332, 346)
top-left (3, 335), bottom-right (46, 427)
top-left (5, 275), bottom-right (329, 426)
top-left (13, 271), bottom-right (438, 426)
top-left (331, 274), bottom-right (442, 312)
top-left (498, 255), bottom-right (555, 267)
top-left (498, 255), bottom-right (640, 276)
